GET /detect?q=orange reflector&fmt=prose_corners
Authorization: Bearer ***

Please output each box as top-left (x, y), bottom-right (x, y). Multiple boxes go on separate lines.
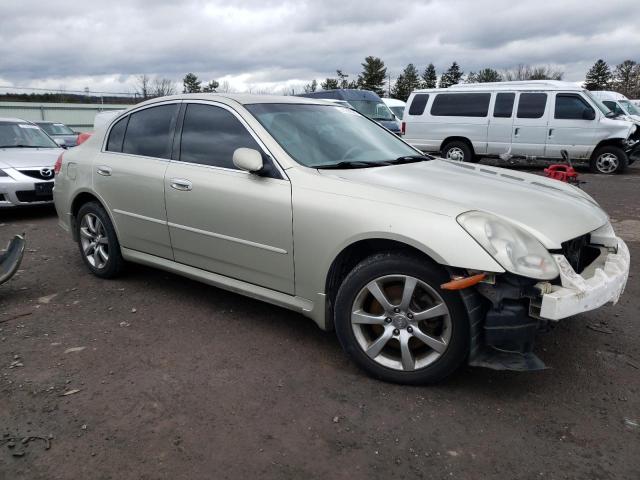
top-left (440, 273), bottom-right (486, 290)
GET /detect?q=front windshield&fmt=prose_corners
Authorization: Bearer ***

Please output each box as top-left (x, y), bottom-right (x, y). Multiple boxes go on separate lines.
top-left (245, 103), bottom-right (419, 168)
top-left (602, 100), bottom-right (626, 116)
top-left (347, 100), bottom-right (395, 121)
top-left (389, 106), bottom-right (405, 119)
top-left (583, 90), bottom-right (613, 116)
top-left (0, 122), bottom-right (59, 148)
top-left (620, 100), bottom-right (640, 116)
top-left (39, 122), bottom-right (75, 135)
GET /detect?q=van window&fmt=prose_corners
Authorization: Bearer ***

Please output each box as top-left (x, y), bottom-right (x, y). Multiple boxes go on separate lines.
top-left (493, 93), bottom-right (515, 118)
top-left (517, 93), bottom-right (547, 119)
top-left (555, 94), bottom-right (595, 120)
top-left (408, 94), bottom-right (429, 115)
top-left (179, 104), bottom-right (262, 170)
top-left (430, 93), bottom-right (491, 117)
top-left (106, 116), bottom-right (129, 152)
top-left (122, 104), bottom-right (179, 158)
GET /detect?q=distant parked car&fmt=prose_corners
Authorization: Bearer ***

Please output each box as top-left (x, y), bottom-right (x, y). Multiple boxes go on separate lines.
top-left (403, 80), bottom-right (640, 174)
top-left (297, 89), bottom-right (401, 135)
top-left (36, 121), bottom-right (79, 147)
top-left (0, 118), bottom-right (62, 207)
top-left (382, 97), bottom-right (406, 122)
top-left (590, 91), bottom-right (640, 124)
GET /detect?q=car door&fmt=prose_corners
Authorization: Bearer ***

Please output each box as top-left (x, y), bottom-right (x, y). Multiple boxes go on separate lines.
top-left (94, 102), bottom-right (179, 259)
top-left (486, 92), bottom-right (515, 155)
top-left (511, 92), bottom-right (550, 157)
top-left (545, 93), bottom-right (597, 159)
top-left (164, 101), bottom-right (295, 294)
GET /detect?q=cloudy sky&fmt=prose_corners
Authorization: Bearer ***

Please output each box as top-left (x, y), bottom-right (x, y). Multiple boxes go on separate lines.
top-left (1, 0), bottom-right (639, 96)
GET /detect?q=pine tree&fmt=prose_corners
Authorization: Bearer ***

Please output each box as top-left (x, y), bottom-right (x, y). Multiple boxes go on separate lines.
top-left (467, 68), bottom-right (502, 83)
top-left (182, 73), bottom-right (202, 93)
top-left (439, 62), bottom-right (463, 88)
top-left (321, 78), bottom-right (339, 90)
top-left (421, 63), bottom-right (437, 88)
top-left (391, 64), bottom-right (422, 101)
top-left (202, 80), bottom-right (219, 93)
top-left (584, 60), bottom-right (612, 91)
top-left (613, 60), bottom-right (638, 97)
top-left (357, 56), bottom-right (387, 96)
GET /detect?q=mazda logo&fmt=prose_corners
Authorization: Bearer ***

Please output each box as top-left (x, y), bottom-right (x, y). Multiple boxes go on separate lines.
top-left (40, 168), bottom-right (53, 179)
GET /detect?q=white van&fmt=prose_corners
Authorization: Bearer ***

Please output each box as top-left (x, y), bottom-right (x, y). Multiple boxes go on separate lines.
top-left (590, 91), bottom-right (640, 124)
top-left (402, 81), bottom-right (640, 174)
top-left (382, 98), bottom-right (406, 122)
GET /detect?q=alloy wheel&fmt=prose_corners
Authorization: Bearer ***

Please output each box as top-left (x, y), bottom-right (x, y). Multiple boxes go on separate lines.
top-left (79, 213), bottom-right (109, 269)
top-left (350, 275), bottom-right (452, 372)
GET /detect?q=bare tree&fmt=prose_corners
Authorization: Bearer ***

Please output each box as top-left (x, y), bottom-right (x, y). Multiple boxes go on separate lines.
top-left (152, 78), bottom-right (176, 97)
top-left (135, 74), bottom-right (151, 99)
top-left (218, 80), bottom-right (234, 93)
top-left (503, 64), bottom-right (563, 81)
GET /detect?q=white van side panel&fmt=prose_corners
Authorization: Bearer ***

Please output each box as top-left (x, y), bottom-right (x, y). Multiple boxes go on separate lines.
top-left (510, 92), bottom-right (551, 157)
top-left (546, 92), bottom-right (597, 159)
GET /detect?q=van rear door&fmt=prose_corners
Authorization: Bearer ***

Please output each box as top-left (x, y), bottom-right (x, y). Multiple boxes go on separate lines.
top-left (511, 92), bottom-right (550, 157)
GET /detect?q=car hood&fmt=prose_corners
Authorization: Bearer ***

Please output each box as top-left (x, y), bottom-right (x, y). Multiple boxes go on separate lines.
top-left (0, 147), bottom-right (61, 168)
top-left (318, 159), bottom-right (608, 249)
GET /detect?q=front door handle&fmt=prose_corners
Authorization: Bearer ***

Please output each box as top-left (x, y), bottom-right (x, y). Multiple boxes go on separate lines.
top-left (548, 128), bottom-right (554, 137)
top-left (97, 166), bottom-right (112, 176)
top-left (170, 178), bottom-right (193, 191)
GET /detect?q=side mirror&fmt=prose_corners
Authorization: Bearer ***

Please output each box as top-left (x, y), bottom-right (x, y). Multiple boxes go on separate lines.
top-left (582, 108), bottom-right (595, 120)
top-left (232, 148), bottom-right (263, 173)
top-left (54, 138), bottom-right (67, 148)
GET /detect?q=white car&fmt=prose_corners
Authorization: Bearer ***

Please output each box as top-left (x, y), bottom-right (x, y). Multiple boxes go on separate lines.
top-left (53, 93), bottom-right (630, 384)
top-left (0, 117), bottom-right (63, 207)
top-left (403, 81), bottom-right (640, 174)
top-left (383, 97), bottom-right (406, 123)
top-left (590, 90), bottom-right (640, 124)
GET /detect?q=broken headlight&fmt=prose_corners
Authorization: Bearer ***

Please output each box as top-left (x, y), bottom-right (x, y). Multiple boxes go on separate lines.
top-left (457, 211), bottom-right (559, 280)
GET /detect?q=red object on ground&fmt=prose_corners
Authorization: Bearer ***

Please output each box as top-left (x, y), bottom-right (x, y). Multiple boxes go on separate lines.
top-left (76, 132), bottom-right (92, 146)
top-left (544, 164), bottom-right (578, 184)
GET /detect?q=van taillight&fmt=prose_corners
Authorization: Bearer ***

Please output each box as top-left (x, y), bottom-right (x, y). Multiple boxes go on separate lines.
top-left (54, 153), bottom-right (63, 175)
top-left (401, 122), bottom-right (406, 135)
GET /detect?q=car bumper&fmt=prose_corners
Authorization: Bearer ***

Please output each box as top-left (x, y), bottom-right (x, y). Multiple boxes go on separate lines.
top-left (534, 237), bottom-right (630, 320)
top-left (0, 176), bottom-right (54, 207)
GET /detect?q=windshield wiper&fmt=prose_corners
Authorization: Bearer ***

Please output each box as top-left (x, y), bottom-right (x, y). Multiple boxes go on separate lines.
top-left (310, 160), bottom-right (390, 169)
top-left (386, 155), bottom-right (432, 165)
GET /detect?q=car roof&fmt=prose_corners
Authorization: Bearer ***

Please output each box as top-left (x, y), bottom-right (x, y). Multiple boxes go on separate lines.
top-left (297, 89), bottom-right (382, 101)
top-left (413, 80), bottom-right (584, 94)
top-left (382, 98), bottom-right (406, 107)
top-left (131, 93), bottom-right (333, 110)
top-left (0, 117), bottom-right (32, 123)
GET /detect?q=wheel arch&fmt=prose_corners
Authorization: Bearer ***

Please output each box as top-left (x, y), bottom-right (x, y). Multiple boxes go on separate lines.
top-left (439, 136), bottom-right (475, 155)
top-left (69, 190), bottom-right (118, 242)
top-left (591, 138), bottom-right (628, 157)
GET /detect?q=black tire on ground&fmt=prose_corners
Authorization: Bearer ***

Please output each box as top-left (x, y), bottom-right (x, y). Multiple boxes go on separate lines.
top-left (76, 201), bottom-right (125, 278)
top-left (334, 252), bottom-right (470, 385)
top-left (589, 145), bottom-right (628, 174)
top-left (441, 140), bottom-right (475, 163)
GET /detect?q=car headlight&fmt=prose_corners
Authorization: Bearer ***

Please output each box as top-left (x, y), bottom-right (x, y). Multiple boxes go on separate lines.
top-left (457, 211), bottom-right (559, 280)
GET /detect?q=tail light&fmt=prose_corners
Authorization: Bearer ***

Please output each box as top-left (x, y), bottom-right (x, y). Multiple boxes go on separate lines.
top-left (77, 132), bottom-right (92, 146)
top-left (54, 153), bottom-right (63, 175)
top-left (401, 121), bottom-right (406, 135)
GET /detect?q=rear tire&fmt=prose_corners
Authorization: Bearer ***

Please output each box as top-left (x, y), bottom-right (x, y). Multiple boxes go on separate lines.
top-left (441, 140), bottom-right (474, 163)
top-left (589, 146), bottom-right (628, 174)
top-left (334, 253), bottom-right (470, 384)
top-left (76, 202), bottom-right (124, 278)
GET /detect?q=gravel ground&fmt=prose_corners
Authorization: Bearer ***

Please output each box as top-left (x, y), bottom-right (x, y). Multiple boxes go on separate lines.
top-left (1, 163), bottom-right (639, 480)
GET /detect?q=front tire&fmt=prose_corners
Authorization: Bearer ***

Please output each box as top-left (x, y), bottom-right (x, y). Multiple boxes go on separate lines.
top-left (441, 140), bottom-right (477, 163)
top-left (76, 202), bottom-right (124, 278)
top-left (589, 146), bottom-right (628, 174)
top-left (334, 253), bottom-right (470, 384)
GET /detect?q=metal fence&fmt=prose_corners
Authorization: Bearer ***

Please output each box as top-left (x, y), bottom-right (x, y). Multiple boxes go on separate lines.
top-left (0, 102), bottom-right (131, 132)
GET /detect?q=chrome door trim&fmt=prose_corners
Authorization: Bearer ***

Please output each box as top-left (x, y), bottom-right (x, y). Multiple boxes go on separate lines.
top-left (112, 208), bottom-right (168, 225)
top-left (167, 221), bottom-right (288, 255)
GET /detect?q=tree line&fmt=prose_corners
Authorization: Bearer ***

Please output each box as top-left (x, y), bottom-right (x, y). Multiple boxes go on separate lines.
top-left (583, 59), bottom-right (640, 98)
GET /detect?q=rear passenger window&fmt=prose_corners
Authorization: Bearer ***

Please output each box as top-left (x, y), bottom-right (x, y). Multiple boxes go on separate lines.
top-left (180, 104), bottom-right (262, 169)
top-left (430, 93), bottom-right (491, 117)
top-left (106, 116), bottom-right (128, 152)
top-left (408, 94), bottom-right (429, 115)
top-left (517, 93), bottom-right (547, 119)
top-left (555, 94), bottom-right (594, 119)
top-left (493, 93), bottom-right (515, 118)
top-left (122, 104), bottom-right (179, 159)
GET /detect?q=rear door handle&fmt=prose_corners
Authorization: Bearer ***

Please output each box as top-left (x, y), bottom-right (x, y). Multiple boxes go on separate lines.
top-left (170, 178), bottom-right (192, 191)
top-left (97, 166), bottom-right (112, 176)
top-left (548, 128), bottom-right (554, 137)
top-left (514, 127), bottom-right (520, 136)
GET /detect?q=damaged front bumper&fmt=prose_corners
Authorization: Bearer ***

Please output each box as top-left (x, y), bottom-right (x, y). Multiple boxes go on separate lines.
top-left (533, 238), bottom-right (629, 321)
